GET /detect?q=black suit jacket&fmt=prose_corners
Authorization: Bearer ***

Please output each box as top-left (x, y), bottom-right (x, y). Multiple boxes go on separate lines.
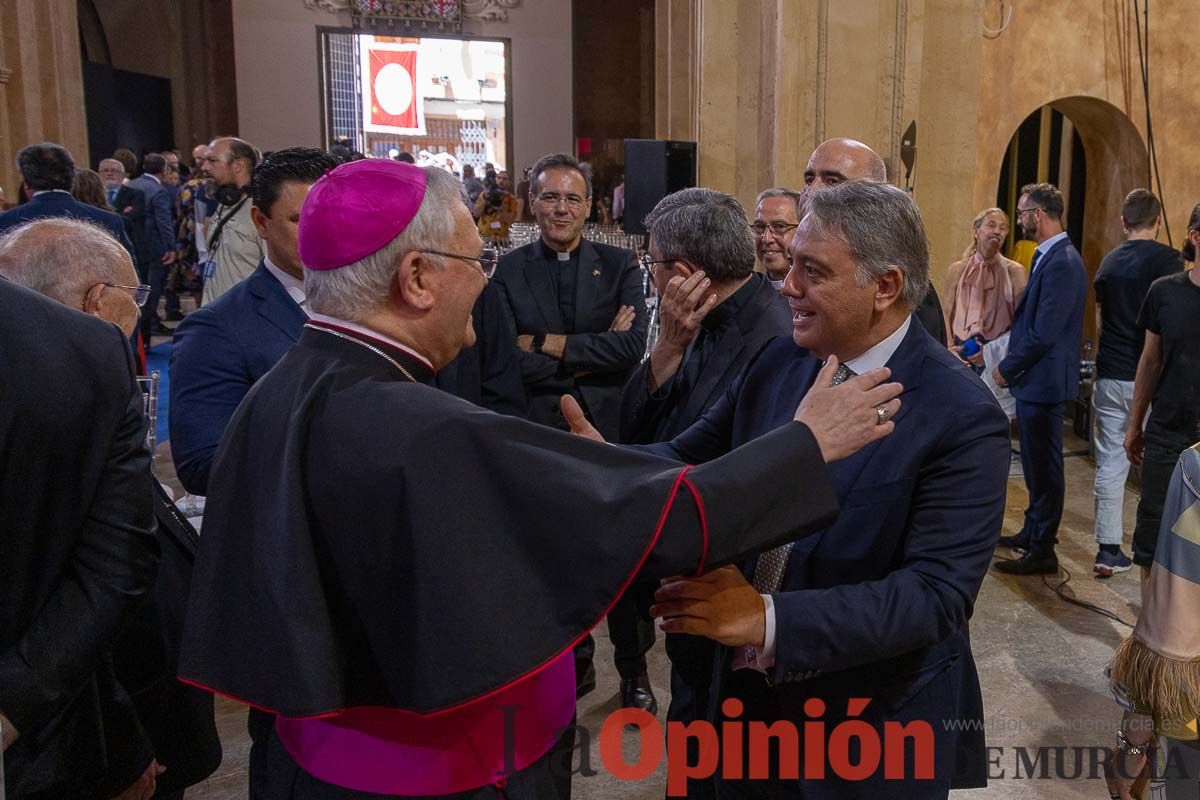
top-left (493, 239), bottom-right (648, 439)
top-left (0, 191), bottom-right (135, 258)
top-left (112, 184), bottom-right (148, 259)
top-left (0, 280), bottom-right (159, 797)
top-left (435, 280), bottom-right (528, 417)
top-left (642, 319), bottom-right (1010, 793)
top-left (620, 273), bottom-right (791, 444)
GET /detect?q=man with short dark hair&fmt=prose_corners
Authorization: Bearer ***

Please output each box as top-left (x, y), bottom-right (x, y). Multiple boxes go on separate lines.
top-left (129, 153), bottom-right (178, 338)
top-left (619, 186), bottom-right (793, 743)
top-left (753, 187), bottom-right (804, 288)
top-left (1090, 189), bottom-right (1179, 576)
top-left (994, 182), bottom-right (1088, 574)
top-left (0, 142), bottom-right (133, 253)
top-left (199, 136), bottom-right (263, 304)
top-left (171, 146), bottom-right (340, 795)
top-left (568, 180), bottom-right (1010, 797)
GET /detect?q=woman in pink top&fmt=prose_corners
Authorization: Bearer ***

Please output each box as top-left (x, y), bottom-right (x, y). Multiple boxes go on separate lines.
top-left (942, 208), bottom-right (1028, 358)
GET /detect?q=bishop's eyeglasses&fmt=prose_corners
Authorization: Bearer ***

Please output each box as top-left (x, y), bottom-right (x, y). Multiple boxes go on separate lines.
top-left (419, 247), bottom-right (499, 278)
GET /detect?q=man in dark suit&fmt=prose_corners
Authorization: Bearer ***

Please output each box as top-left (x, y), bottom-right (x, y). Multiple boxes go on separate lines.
top-left (492, 152), bottom-right (649, 699)
top-left (617, 187), bottom-right (793, 723)
top-left (568, 180), bottom-right (1010, 797)
top-left (0, 217), bottom-right (221, 797)
top-left (170, 145), bottom-right (341, 797)
top-left (0, 277), bottom-right (161, 798)
top-left (993, 183), bottom-right (1087, 575)
top-left (493, 152), bottom-right (649, 441)
top-left (99, 157), bottom-right (147, 253)
top-left (0, 142), bottom-right (134, 255)
top-left (129, 153), bottom-right (178, 339)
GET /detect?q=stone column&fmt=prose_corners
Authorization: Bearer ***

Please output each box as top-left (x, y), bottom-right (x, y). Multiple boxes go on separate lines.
top-left (0, 0), bottom-right (89, 185)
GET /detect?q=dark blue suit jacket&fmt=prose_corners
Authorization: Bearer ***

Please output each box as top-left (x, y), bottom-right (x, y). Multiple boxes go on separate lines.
top-left (0, 191), bottom-right (134, 256)
top-left (127, 175), bottom-right (174, 263)
top-left (997, 236), bottom-right (1087, 404)
top-left (170, 263), bottom-right (305, 495)
top-left (643, 319), bottom-right (1010, 791)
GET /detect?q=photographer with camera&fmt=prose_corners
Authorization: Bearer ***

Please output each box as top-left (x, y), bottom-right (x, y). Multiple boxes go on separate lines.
top-left (474, 169), bottom-right (518, 244)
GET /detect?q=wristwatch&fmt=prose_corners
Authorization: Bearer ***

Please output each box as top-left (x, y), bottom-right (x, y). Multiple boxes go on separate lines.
top-left (1116, 729), bottom-right (1148, 757)
top-left (532, 333), bottom-right (546, 354)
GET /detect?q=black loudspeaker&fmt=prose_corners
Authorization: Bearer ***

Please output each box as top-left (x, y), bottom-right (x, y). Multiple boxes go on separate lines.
top-left (622, 139), bottom-right (697, 235)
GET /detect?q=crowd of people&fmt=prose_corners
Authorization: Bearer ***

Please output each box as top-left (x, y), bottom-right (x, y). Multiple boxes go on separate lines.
top-left (0, 131), bottom-right (1198, 800)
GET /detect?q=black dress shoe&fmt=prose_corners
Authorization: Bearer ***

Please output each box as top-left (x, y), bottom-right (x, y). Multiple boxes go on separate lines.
top-left (994, 552), bottom-right (1059, 575)
top-left (619, 673), bottom-right (658, 716)
top-left (575, 662), bottom-right (596, 699)
top-left (997, 533), bottom-right (1029, 550)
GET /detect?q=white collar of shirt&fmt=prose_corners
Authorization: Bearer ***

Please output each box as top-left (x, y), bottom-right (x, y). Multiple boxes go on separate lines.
top-left (262, 256), bottom-right (307, 311)
top-left (306, 312), bottom-right (435, 372)
top-left (840, 315), bottom-right (912, 374)
top-left (31, 189), bottom-right (72, 196)
top-left (1036, 231), bottom-right (1069, 257)
top-left (144, 174), bottom-right (162, 185)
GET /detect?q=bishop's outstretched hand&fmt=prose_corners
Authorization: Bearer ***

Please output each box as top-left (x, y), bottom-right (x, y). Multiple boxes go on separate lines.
top-left (794, 356), bottom-right (903, 463)
top-left (561, 395), bottom-right (605, 442)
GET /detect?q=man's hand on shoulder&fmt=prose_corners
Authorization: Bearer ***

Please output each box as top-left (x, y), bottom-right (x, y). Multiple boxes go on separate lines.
top-left (795, 357), bottom-right (902, 462)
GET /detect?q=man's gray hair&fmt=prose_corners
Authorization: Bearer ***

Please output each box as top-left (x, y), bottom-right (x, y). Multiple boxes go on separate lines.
top-left (755, 187), bottom-right (805, 216)
top-left (644, 188), bottom-right (755, 282)
top-left (803, 180), bottom-right (930, 310)
top-left (0, 218), bottom-right (130, 304)
top-left (304, 166), bottom-right (468, 320)
top-left (98, 158), bottom-right (126, 174)
top-left (529, 153), bottom-right (593, 199)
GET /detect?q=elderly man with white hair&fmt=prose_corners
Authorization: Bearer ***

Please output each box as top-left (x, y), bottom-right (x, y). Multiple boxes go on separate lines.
top-left (178, 159), bottom-right (902, 800)
top-left (0, 217), bottom-right (146, 337)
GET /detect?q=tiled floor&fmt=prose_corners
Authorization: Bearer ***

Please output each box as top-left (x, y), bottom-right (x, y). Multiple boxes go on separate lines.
top-left (173, 428), bottom-right (1146, 798)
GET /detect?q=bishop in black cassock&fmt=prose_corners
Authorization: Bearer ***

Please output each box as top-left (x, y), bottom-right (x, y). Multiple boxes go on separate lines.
top-left (178, 159), bottom-right (902, 799)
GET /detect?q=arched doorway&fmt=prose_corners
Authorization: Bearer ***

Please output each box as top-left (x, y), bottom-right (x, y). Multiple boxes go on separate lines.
top-left (994, 96), bottom-right (1150, 344)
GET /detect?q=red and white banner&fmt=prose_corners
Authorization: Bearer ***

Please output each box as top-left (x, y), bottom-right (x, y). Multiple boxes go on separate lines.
top-left (360, 39), bottom-right (426, 135)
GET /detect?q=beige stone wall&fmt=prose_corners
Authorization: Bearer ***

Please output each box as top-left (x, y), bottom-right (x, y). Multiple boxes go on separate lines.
top-left (658, 0), bottom-right (1193, 314)
top-left (231, 0), bottom-right (573, 174)
top-left (0, 0), bottom-right (89, 198)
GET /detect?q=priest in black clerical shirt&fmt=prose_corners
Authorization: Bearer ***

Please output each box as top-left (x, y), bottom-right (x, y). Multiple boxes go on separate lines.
top-left (617, 188), bottom-right (794, 754)
top-left (178, 159), bottom-right (904, 800)
top-left (492, 152), bottom-right (648, 442)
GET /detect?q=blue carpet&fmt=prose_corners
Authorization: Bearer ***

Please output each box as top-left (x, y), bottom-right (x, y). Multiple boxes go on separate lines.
top-left (146, 341), bottom-right (172, 444)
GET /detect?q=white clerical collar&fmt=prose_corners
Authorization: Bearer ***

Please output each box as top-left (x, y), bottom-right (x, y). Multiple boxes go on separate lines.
top-left (838, 315), bottom-right (912, 375)
top-left (306, 312), bottom-right (435, 371)
top-left (263, 256), bottom-right (307, 311)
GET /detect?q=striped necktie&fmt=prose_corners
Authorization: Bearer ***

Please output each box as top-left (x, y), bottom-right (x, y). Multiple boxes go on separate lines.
top-left (751, 362), bottom-right (855, 595)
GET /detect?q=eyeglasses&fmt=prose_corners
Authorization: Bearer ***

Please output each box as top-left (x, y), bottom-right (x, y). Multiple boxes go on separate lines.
top-left (419, 247), bottom-right (499, 278)
top-left (103, 283), bottom-right (152, 307)
top-left (1016, 206), bottom-right (1040, 218)
top-left (750, 221), bottom-right (799, 238)
top-left (639, 253), bottom-right (678, 274)
top-left (535, 192), bottom-right (587, 210)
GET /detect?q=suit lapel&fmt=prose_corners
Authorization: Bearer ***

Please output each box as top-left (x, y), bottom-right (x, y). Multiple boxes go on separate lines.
top-left (573, 241), bottom-right (601, 333)
top-left (778, 319), bottom-right (928, 582)
top-left (521, 244), bottom-right (565, 333)
top-left (248, 264), bottom-right (306, 341)
top-left (1012, 239), bottom-right (1063, 317)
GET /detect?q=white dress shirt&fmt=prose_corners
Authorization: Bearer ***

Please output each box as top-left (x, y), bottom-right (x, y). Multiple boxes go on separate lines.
top-left (734, 314), bottom-right (913, 674)
top-left (262, 255), bottom-right (308, 312)
top-left (1032, 231), bottom-right (1069, 274)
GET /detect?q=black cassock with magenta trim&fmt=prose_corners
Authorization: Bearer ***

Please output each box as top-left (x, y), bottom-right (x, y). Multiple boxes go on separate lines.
top-left (179, 319), bottom-right (839, 797)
